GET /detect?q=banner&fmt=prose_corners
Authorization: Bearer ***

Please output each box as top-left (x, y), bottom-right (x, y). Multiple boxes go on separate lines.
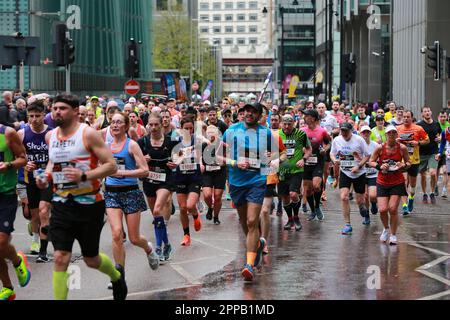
top-left (282, 74), bottom-right (292, 98)
top-left (257, 71), bottom-right (273, 103)
top-left (202, 80), bottom-right (214, 101)
top-left (288, 75), bottom-right (300, 98)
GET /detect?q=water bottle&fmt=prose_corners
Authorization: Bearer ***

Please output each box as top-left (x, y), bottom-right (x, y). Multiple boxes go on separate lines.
top-left (36, 168), bottom-right (48, 184)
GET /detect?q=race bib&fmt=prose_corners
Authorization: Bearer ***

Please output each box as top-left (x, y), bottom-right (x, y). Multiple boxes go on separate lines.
top-left (148, 171), bottom-right (166, 182)
top-left (206, 165), bottom-right (221, 172)
top-left (238, 157), bottom-right (261, 170)
top-left (286, 149), bottom-right (295, 157)
top-left (406, 144), bottom-right (414, 154)
top-left (180, 163), bottom-right (198, 172)
top-left (366, 167), bottom-right (378, 175)
top-left (306, 157), bottom-right (318, 165)
top-left (341, 160), bottom-right (357, 168)
top-left (261, 167), bottom-right (277, 176)
top-left (115, 157), bottom-right (126, 171)
top-left (52, 162), bottom-right (77, 188)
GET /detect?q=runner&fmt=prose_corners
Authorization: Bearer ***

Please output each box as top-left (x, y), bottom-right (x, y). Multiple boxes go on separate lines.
top-left (437, 110), bottom-right (450, 198)
top-left (138, 113), bottom-right (177, 261)
top-left (221, 102), bottom-right (279, 281)
top-left (390, 106), bottom-right (404, 126)
top-left (371, 115), bottom-right (387, 144)
top-left (128, 111), bottom-right (147, 141)
top-left (94, 101), bottom-right (120, 130)
top-left (330, 122), bottom-right (371, 235)
top-left (368, 126), bottom-right (410, 245)
top-left (359, 125), bottom-right (380, 215)
top-left (329, 100), bottom-right (345, 125)
top-left (397, 110), bottom-right (430, 216)
top-left (301, 109), bottom-right (331, 221)
top-left (278, 114), bottom-right (312, 231)
top-left (0, 123), bottom-right (30, 301)
top-left (35, 93), bottom-right (127, 300)
top-left (172, 116), bottom-right (203, 247)
top-left (18, 102), bottom-right (52, 262)
top-left (269, 113), bottom-right (284, 216)
top-left (104, 111), bottom-right (160, 281)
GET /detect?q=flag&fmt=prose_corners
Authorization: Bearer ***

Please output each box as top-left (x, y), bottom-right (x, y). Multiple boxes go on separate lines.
top-left (257, 71), bottom-right (273, 103)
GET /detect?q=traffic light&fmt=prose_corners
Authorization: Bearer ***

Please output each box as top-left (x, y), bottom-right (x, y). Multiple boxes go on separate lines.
top-left (65, 38), bottom-right (75, 65)
top-left (53, 23), bottom-right (68, 67)
top-left (427, 41), bottom-right (442, 81)
top-left (342, 53), bottom-right (356, 83)
top-left (125, 38), bottom-right (140, 78)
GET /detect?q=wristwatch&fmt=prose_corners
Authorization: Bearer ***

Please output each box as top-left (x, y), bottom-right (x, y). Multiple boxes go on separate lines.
top-left (81, 172), bottom-right (87, 182)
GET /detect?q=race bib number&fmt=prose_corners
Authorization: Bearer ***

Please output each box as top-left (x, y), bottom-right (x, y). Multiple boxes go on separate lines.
top-left (286, 149), bottom-right (295, 157)
top-left (306, 157), bottom-right (318, 165)
top-left (366, 167), bottom-right (378, 175)
top-left (115, 157), bottom-right (126, 171)
top-left (180, 163), bottom-right (198, 172)
top-left (261, 167), bottom-right (278, 176)
top-left (238, 157), bottom-right (261, 170)
top-left (341, 160), bottom-right (357, 168)
top-left (206, 165), bottom-right (221, 172)
top-left (406, 144), bottom-right (414, 154)
top-left (148, 171), bottom-right (166, 182)
top-left (52, 162), bottom-right (77, 188)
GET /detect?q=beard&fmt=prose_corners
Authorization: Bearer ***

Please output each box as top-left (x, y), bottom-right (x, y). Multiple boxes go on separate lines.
top-left (55, 118), bottom-right (65, 127)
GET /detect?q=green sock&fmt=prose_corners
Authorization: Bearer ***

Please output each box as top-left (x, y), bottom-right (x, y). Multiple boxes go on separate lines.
top-left (98, 253), bottom-right (121, 282)
top-left (53, 271), bottom-right (69, 300)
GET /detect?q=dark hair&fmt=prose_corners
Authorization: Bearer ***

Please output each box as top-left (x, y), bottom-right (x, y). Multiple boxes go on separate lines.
top-left (404, 109), bottom-right (414, 117)
top-left (421, 105), bottom-right (431, 112)
top-left (54, 93), bottom-right (80, 109)
top-left (439, 109), bottom-right (448, 115)
top-left (27, 102), bottom-right (45, 113)
top-left (271, 113), bottom-right (280, 119)
top-left (207, 106), bottom-right (217, 113)
top-left (180, 116), bottom-right (195, 128)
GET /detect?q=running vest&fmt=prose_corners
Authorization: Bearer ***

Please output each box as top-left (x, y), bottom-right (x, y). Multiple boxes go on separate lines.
top-left (48, 124), bottom-right (102, 204)
top-left (101, 116), bottom-right (110, 130)
top-left (172, 137), bottom-right (202, 182)
top-left (23, 125), bottom-right (51, 184)
top-left (0, 125), bottom-right (16, 194)
top-left (376, 142), bottom-right (405, 187)
top-left (105, 138), bottom-right (138, 186)
top-left (140, 135), bottom-right (177, 185)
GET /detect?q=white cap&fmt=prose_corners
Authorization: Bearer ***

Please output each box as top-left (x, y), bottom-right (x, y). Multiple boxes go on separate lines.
top-left (151, 106), bottom-right (162, 113)
top-left (203, 100), bottom-right (211, 106)
top-left (359, 125), bottom-right (372, 133)
top-left (128, 97), bottom-right (137, 103)
top-left (385, 125), bottom-right (398, 134)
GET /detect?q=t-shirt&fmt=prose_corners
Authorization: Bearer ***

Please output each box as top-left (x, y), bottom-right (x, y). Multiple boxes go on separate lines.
top-left (417, 120), bottom-right (441, 155)
top-left (329, 111), bottom-right (345, 125)
top-left (397, 124), bottom-right (429, 164)
top-left (278, 128), bottom-right (311, 175)
top-left (44, 112), bottom-right (56, 129)
top-left (223, 122), bottom-right (278, 187)
top-left (301, 126), bottom-right (330, 165)
top-left (385, 112), bottom-right (394, 122)
top-left (267, 133), bottom-right (286, 185)
top-left (371, 127), bottom-right (386, 144)
top-left (320, 114), bottom-right (339, 135)
top-left (365, 140), bottom-right (380, 178)
top-left (205, 119), bottom-right (228, 135)
top-left (439, 121), bottom-right (450, 131)
top-left (331, 134), bottom-right (369, 179)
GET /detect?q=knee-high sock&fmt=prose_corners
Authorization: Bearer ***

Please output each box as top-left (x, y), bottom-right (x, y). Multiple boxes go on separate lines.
top-left (154, 216), bottom-right (168, 247)
top-left (284, 203), bottom-right (293, 219)
top-left (314, 191), bottom-right (322, 209)
top-left (292, 200), bottom-right (301, 217)
top-left (307, 195), bottom-right (315, 212)
top-left (53, 271), bottom-right (69, 300)
top-left (98, 253), bottom-right (121, 282)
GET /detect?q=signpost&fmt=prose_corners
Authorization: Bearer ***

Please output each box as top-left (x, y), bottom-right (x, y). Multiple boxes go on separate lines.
top-left (125, 79), bottom-right (140, 96)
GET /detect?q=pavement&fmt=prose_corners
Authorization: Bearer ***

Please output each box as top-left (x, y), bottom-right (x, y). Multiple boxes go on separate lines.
top-left (6, 179), bottom-right (450, 300)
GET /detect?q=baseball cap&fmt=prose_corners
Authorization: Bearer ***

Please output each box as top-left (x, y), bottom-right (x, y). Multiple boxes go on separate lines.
top-left (359, 125), bottom-right (372, 133)
top-left (203, 100), bottom-right (211, 106)
top-left (128, 97), bottom-right (137, 103)
top-left (243, 103), bottom-right (263, 114)
top-left (168, 98), bottom-right (176, 102)
top-left (385, 126), bottom-right (398, 134)
top-left (302, 108), bottom-right (319, 120)
top-left (282, 114), bottom-right (295, 123)
top-left (340, 122), bottom-right (354, 131)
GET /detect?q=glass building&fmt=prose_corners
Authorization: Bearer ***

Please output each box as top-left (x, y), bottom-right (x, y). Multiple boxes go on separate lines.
top-left (1, 0), bottom-right (153, 95)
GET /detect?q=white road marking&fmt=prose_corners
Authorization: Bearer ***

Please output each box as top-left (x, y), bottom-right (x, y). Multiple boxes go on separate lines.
top-left (192, 238), bottom-right (235, 254)
top-left (170, 254), bottom-right (232, 266)
top-left (170, 264), bottom-right (202, 285)
top-left (418, 289), bottom-right (450, 301)
top-left (93, 284), bottom-right (199, 300)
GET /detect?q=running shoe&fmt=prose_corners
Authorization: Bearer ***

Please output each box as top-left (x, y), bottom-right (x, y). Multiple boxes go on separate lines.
top-left (293, 217), bottom-right (302, 231)
top-left (36, 254), bottom-right (51, 263)
top-left (15, 252), bottom-right (31, 287)
top-left (241, 264), bottom-right (254, 281)
top-left (321, 191), bottom-right (327, 202)
top-left (362, 216), bottom-right (371, 226)
top-left (111, 264), bottom-right (127, 300)
top-left (389, 235), bottom-right (398, 246)
top-left (342, 224), bottom-right (353, 235)
top-left (0, 287), bottom-right (16, 301)
top-left (254, 238), bottom-right (266, 267)
top-left (407, 196), bottom-right (414, 212)
top-left (27, 222), bottom-right (32, 237)
top-left (213, 217), bottom-right (221, 225)
top-left (442, 188), bottom-right (448, 199)
top-left (163, 243), bottom-right (172, 261)
top-left (430, 193), bottom-right (436, 204)
top-left (206, 208), bottom-right (213, 220)
top-left (402, 205), bottom-right (410, 217)
top-left (194, 215), bottom-right (202, 232)
top-left (307, 211), bottom-right (317, 221)
top-left (147, 242), bottom-right (160, 270)
top-left (316, 207), bottom-right (324, 221)
top-left (380, 229), bottom-right (390, 243)
top-left (181, 235), bottom-right (191, 246)
top-left (155, 246), bottom-right (165, 262)
top-left (284, 219), bottom-right (294, 230)
top-left (422, 194), bottom-right (429, 204)
top-left (302, 203), bottom-right (308, 214)
top-left (225, 193), bottom-right (231, 201)
top-left (30, 241), bottom-right (40, 255)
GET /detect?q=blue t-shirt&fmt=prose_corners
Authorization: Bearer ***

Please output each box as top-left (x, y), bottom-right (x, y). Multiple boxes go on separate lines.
top-left (223, 122), bottom-right (276, 187)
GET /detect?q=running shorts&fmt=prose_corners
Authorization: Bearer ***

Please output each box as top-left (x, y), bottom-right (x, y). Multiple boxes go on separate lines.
top-left (339, 172), bottom-right (367, 194)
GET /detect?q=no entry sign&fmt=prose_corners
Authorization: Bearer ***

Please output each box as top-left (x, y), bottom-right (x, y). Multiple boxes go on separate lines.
top-left (125, 79), bottom-right (140, 95)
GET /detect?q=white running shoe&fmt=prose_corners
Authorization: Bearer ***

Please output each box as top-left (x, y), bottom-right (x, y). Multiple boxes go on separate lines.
top-left (147, 242), bottom-right (160, 270)
top-left (389, 235), bottom-right (398, 246)
top-left (380, 229), bottom-right (390, 243)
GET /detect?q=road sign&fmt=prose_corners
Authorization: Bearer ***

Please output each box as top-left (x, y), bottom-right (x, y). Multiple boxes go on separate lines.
top-left (125, 79), bottom-right (140, 95)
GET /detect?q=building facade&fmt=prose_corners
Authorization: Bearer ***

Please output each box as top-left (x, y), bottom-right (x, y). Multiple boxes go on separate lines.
top-left (1, 0), bottom-right (153, 96)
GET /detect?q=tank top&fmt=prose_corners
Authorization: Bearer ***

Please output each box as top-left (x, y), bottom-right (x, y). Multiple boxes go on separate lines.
top-left (48, 123), bottom-right (102, 204)
top-left (376, 142), bottom-right (405, 187)
top-left (23, 125), bottom-right (52, 184)
top-left (101, 116), bottom-right (110, 130)
top-left (105, 126), bottom-right (114, 145)
top-left (0, 125), bottom-right (16, 194)
top-left (105, 138), bottom-right (138, 187)
top-left (172, 137), bottom-right (202, 183)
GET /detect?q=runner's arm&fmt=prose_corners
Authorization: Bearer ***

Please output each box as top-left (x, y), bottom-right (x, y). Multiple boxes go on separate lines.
top-left (1, 127), bottom-right (27, 170)
top-left (112, 140), bottom-right (149, 178)
top-left (367, 145), bottom-right (382, 168)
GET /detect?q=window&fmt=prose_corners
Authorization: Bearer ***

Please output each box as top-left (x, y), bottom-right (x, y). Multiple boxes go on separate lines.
top-left (213, 38), bottom-right (221, 45)
top-left (200, 15), bottom-right (209, 22)
top-left (213, 15), bottom-right (221, 22)
top-left (225, 14), bottom-right (233, 21)
top-left (200, 27), bottom-right (209, 33)
top-left (249, 1), bottom-right (258, 9)
top-left (225, 26), bottom-right (233, 33)
top-left (237, 2), bottom-right (245, 9)
top-left (237, 26), bottom-right (246, 33)
top-left (199, 2), bottom-right (209, 10)
top-left (224, 2), bottom-right (233, 9)
top-left (249, 25), bottom-right (258, 33)
top-left (156, 0), bottom-right (168, 10)
top-left (212, 2), bottom-right (221, 10)
top-left (225, 38), bottom-right (233, 45)
top-left (213, 26), bottom-right (221, 33)
top-left (237, 14), bottom-right (245, 21)
top-left (249, 38), bottom-right (258, 45)
top-left (249, 14), bottom-right (258, 21)
top-left (237, 38), bottom-right (246, 45)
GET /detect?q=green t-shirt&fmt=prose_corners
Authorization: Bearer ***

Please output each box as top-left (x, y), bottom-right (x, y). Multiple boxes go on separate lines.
top-left (0, 126), bottom-right (17, 195)
top-left (370, 127), bottom-right (386, 143)
top-left (439, 121), bottom-right (450, 131)
top-left (278, 128), bottom-right (311, 176)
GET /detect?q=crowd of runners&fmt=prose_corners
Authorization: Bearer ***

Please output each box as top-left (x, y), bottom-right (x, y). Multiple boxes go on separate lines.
top-left (1, 89), bottom-right (450, 300)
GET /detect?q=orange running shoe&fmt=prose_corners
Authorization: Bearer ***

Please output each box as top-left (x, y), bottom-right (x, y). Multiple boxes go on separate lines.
top-left (194, 216), bottom-right (202, 232)
top-left (181, 235), bottom-right (191, 246)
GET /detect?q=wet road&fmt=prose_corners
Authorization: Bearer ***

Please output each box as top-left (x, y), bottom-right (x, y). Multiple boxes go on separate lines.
top-left (7, 181), bottom-right (450, 300)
